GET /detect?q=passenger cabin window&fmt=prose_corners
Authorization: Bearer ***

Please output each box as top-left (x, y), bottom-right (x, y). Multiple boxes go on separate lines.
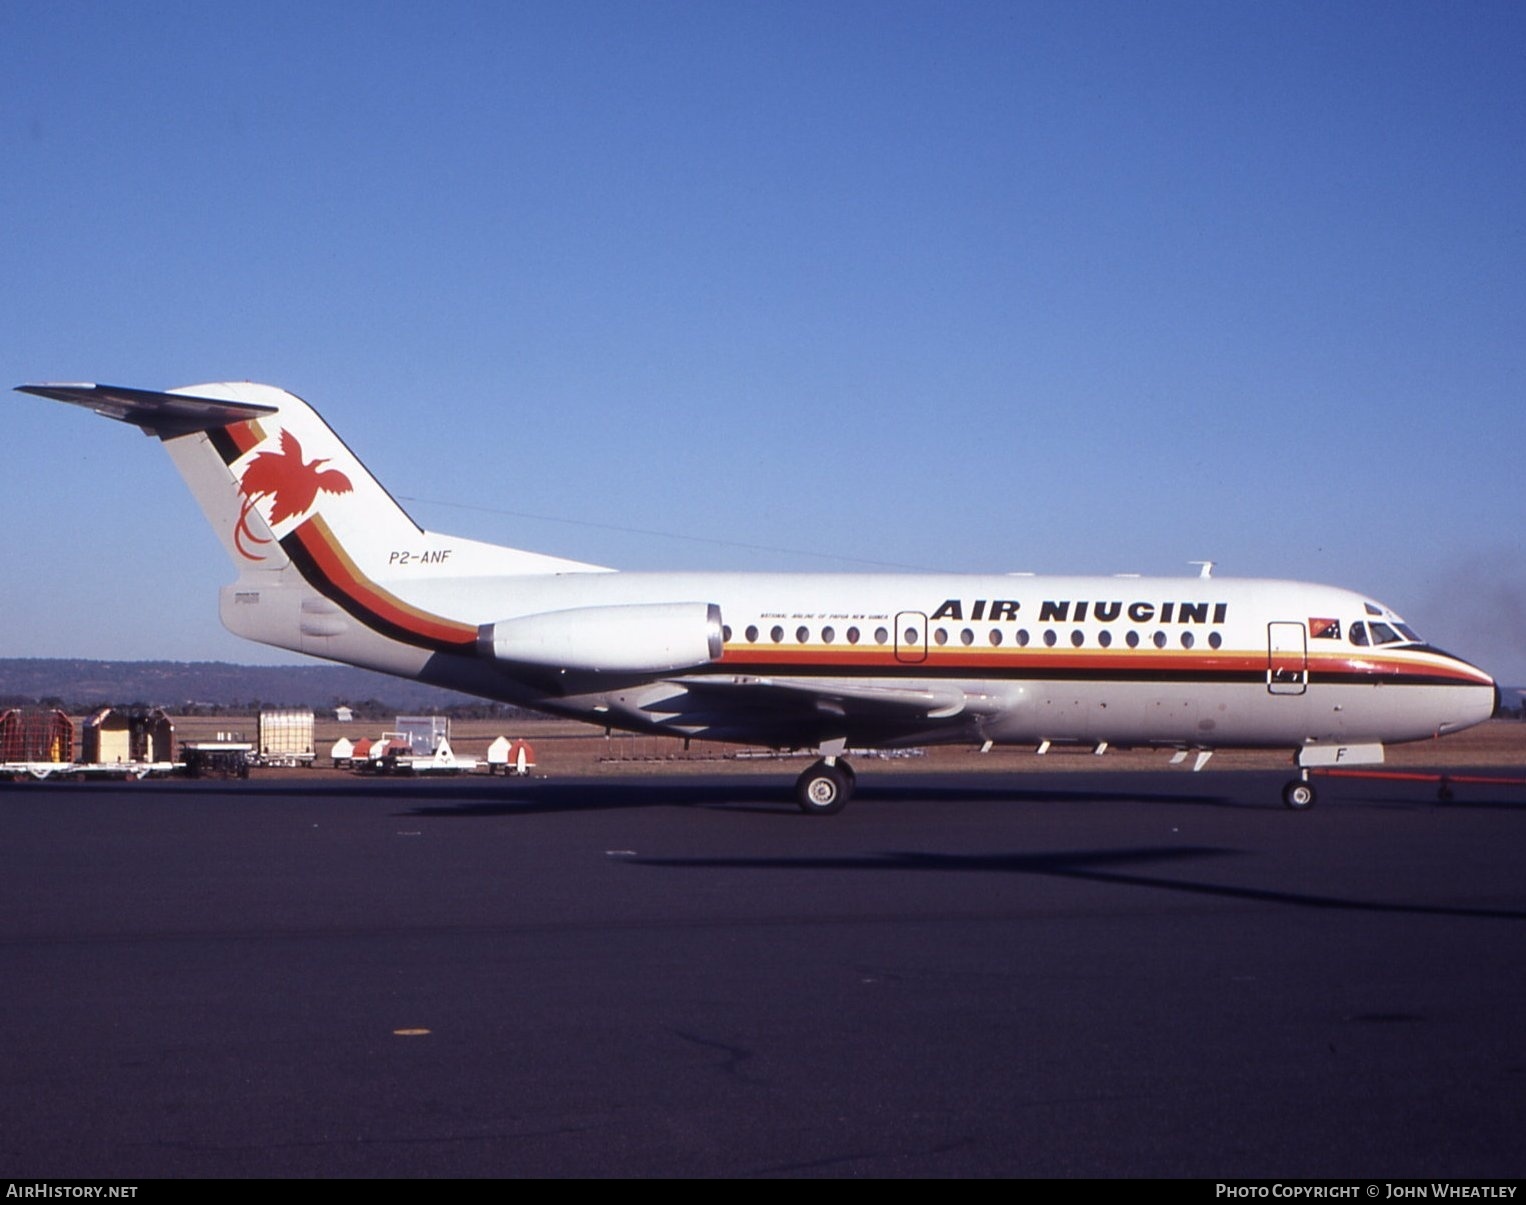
top-left (1098, 630), bottom-right (1112, 648)
top-left (1152, 631), bottom-right (1167, 649)
top-left (1208, 632), bottom-right (1222, 649)
top-left (796, 626), bottom-right (809, 644)
top-left (1043, 630), bottom-right (1057, 647)
top-left (822, 626), bottom-right (835, 644)
top-left (1180, 632), bottom-right (1194, 649)
top-left (745, 625), bottom-right (759, 643)
top-left (1126, 631), bottom-right (1140, 649)
top-left (875, 627), bottom-right (889, 644)
top-left (771, 625), bottom-right (784, 643)
top-left (934, 628), bottom-right (948, 646)
top-left (847, 627), bottom-right (860, 644)
top-left (960, 628), bottom-right (974, 646)
top-left (722, 625), bottom-right (732, 642)
top-left (1070, 630), bottom-right (1084, 648)
top-left (989, 629), bottom-right (1003, 647)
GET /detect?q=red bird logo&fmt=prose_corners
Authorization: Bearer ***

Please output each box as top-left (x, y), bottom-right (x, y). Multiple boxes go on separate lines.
top-left (234, 429), bottom-right (354, 560)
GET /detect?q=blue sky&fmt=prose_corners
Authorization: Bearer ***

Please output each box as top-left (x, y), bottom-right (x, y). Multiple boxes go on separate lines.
top-left (5, 1), bottom-right (1525, 681)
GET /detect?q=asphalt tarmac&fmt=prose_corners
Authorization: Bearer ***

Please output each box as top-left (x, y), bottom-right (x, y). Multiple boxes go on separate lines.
top-left (4, 769), bottom-right (1523, 1179)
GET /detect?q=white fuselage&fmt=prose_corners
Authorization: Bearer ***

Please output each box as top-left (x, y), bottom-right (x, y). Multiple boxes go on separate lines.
top-left (224, 565), bottom-right (1496, 753)
top-left (20, 381), bottom-right (1496, 771)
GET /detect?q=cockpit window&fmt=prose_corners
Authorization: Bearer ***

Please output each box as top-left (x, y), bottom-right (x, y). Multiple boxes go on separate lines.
top-left (1353, 614), bottom-right (1420, 647)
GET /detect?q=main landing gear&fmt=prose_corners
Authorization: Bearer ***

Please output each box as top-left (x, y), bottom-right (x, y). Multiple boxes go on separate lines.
top-left (795, 758), bottom-right (1323, 814)
top-left (795, 758), bottom-right (856, 815)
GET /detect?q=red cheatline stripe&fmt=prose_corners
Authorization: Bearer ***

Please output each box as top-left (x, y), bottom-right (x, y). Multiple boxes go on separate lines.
top-left (1314, 769), bottom-right (1526, 785)
top-left (227, 420), bottom-right (265, 457)
top-left (208, 419), bottom-right (269, 468)
top-left (716, 647), bottom-right (1489, 682)
top-left (294, 515), bottom-right (476, 646)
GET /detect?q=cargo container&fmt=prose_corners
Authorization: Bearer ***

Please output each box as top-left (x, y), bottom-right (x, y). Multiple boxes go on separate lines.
top-left (254, 709), bottom-right (315, 767)
top-left (393, 715), bottom-right (449, 756)
top-left (83, 708), bottom-right (174, 764)
top-left (0, 708), bottom-right (74, 765)
top-left (3, 708), bottom-right (177, 781)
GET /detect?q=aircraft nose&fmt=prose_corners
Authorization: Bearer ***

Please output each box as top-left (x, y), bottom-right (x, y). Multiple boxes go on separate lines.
top-left (1460, 659), bottom-right (1499, 730)
top-left (1427, 647), bottom-right (1498, 734)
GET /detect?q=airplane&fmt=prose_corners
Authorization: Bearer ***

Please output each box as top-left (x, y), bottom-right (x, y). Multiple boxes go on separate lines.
top-left (16, 380), bottom-right (1499, 813)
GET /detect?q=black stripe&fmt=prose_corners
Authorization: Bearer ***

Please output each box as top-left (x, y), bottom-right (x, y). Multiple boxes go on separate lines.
top-left (280, 532), bottom-right (474, 655)
top-left (704, 660), bottom-right (1483, 688)
top-left (207, 426), bottom-right (243, 465)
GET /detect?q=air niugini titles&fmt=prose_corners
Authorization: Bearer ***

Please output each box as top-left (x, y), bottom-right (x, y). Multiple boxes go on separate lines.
top-left (930, 598), bottom-right (1230, 625)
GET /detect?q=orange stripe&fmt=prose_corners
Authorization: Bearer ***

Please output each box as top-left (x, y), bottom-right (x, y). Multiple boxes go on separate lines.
top-left (298, 516), bottom-right (476, 645)
top-left (716, 647), bottom-right (1489, 682)
top-left (227, 420), bottom-right (266, 456)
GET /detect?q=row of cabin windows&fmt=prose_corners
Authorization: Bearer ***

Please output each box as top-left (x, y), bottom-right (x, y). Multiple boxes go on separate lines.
top-left (730, 624), bottom-right (892, 646)
top-left (721, 624), bottom-right (1224, 651)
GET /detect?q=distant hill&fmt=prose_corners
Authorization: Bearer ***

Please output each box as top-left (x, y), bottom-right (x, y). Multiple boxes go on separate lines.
top-left (0, 658), bottom-right (499, 715)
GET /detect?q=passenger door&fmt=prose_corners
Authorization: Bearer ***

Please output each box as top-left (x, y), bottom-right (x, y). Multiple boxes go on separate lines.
top-left (1267, 622), bottom-right (1308, 695)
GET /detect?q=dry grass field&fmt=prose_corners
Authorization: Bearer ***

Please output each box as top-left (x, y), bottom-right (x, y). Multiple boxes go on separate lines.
top-left (167, 712), bottom-right (1526, 779)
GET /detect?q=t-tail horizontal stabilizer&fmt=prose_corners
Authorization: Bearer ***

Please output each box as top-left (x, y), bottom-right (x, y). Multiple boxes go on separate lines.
top-left (16, 383), bottom-right (277, 438)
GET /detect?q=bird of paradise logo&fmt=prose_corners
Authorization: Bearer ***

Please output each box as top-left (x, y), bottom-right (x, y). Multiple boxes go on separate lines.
top-left (234, 429), bottom-right (354, 561)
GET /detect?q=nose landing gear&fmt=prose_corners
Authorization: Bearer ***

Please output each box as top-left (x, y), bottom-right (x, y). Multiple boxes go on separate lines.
top-left (1282, 776), bottom-right (1316, 810)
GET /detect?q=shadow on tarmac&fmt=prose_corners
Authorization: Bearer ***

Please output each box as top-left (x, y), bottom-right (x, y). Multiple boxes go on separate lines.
top-left (630, 845), bottom-right (1526, 921)
top-left (5, 767), bottom-right (1520, 814)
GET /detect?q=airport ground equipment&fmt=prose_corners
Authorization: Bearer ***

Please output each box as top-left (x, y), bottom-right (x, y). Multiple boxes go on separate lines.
top-left (180, 739), bottom-right (253, 778)
top-left (486, 736), bottom-right (535, 775)
top-left (1, 707), bottom-right (179, 781)
top-left (252, 708), bottom-right (316, 766)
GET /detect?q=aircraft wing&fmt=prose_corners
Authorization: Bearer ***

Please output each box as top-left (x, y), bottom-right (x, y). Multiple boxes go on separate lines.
top-left (679, 675), bottom-right (1003, 721)
top-left (17, 383), bottom-right (277, 437)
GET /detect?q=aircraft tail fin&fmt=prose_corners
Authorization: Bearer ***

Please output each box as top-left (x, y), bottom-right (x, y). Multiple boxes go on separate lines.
top-left (20, 382), bottom-right (302, 569)
top-left (17, 380), bottom-right (602, 575)
top-left (17, 381), bottom-right (436, 573)
top-left (16, 382), bottom-right (608, 667)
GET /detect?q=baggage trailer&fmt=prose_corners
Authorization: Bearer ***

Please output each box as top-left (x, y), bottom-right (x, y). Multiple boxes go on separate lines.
top-left (356, 717), bottom-right (479, 774)
top-left (1, 707), bottom-right (178, 781)
top-left (3, 761), bottom-right (179, 782)
top-left (252, 709), bottom-right (316, 767)
top-left (181, 740), bottom-right (253, 778)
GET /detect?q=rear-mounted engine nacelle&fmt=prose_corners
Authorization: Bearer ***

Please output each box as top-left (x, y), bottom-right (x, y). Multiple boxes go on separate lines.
top-left (477, 602), bottom-right (724, 674)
